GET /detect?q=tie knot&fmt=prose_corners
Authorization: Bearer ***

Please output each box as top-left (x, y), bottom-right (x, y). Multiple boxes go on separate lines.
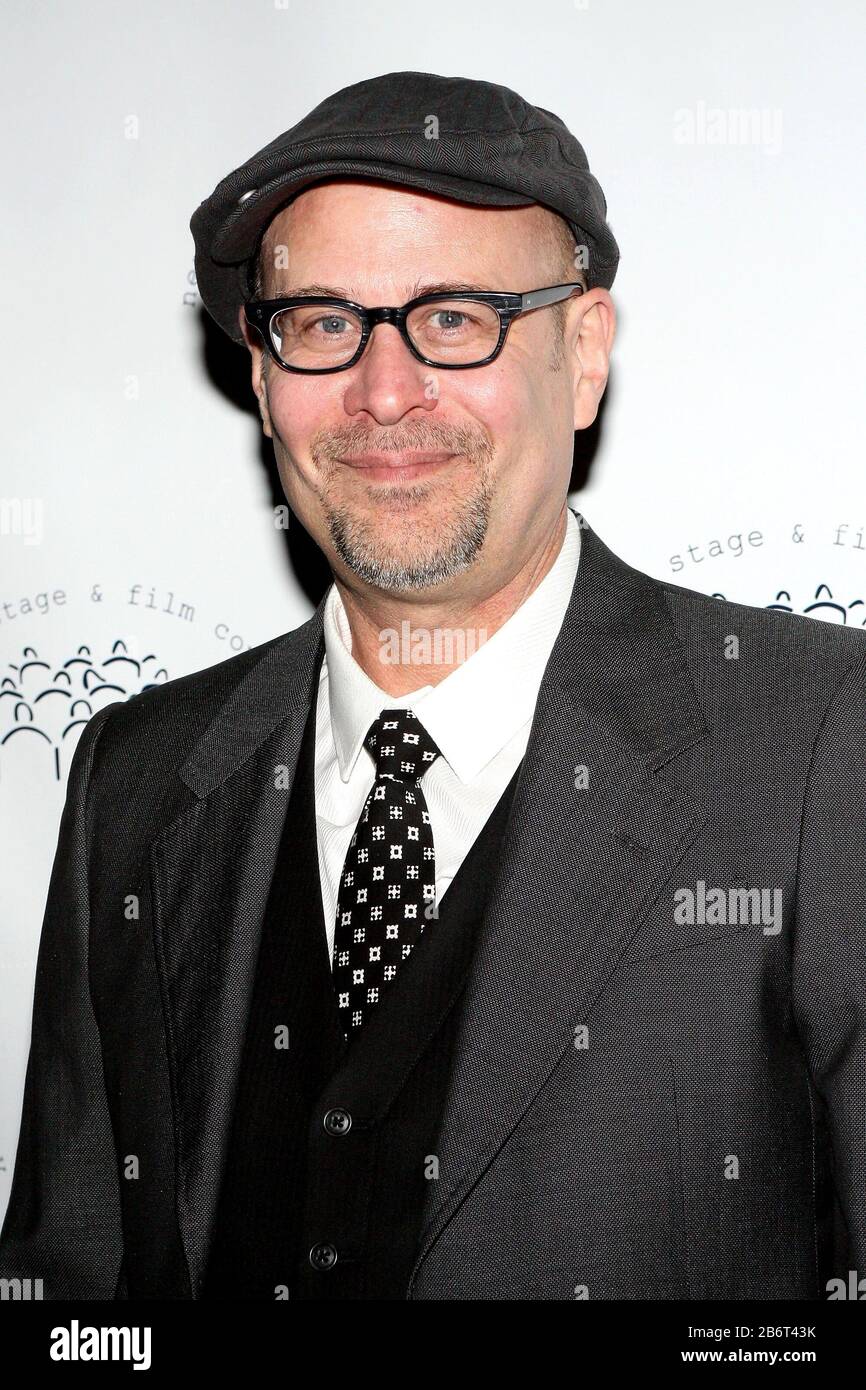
top-left (364, 708), bottom-right (441, 783)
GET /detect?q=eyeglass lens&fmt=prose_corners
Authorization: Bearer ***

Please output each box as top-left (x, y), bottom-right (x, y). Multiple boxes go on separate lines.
top-left (269, 299), bottom-right (502, 368)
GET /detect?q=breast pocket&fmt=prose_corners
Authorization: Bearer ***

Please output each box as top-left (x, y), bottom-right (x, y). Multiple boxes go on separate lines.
top-left (619, 879), bottom-right (768, 965)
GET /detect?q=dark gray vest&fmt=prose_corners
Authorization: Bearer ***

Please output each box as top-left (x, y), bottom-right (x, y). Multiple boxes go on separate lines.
top-left (204, 690), bottom-right (520, 1299)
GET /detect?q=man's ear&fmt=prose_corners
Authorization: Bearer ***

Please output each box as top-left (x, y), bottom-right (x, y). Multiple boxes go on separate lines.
top-left (238, 304), bottom-right (273, 439)
top-left (569, 288), bottom-right (616, 430)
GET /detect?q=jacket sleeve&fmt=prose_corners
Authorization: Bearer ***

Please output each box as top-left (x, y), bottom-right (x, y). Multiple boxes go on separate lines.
top-left (792, 649), bottom-right (866, 1285)
top-left (0, 702), bottom-right (125, 1299)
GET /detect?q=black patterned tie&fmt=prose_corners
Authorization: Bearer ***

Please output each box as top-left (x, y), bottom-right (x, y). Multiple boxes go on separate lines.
top-left (332, 708), bottom-right (441, 1037)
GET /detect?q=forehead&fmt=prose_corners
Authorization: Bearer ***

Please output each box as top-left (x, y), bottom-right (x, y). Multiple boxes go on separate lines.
top-left (260, 179), bottom-right (556, 294)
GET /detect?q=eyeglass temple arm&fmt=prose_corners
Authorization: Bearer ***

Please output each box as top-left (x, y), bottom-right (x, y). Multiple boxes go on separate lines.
top-left (518, 283), bottom-right (585, 311)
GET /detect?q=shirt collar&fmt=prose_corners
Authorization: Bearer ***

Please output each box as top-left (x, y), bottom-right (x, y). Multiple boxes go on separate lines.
top-left (323, 583), bottom-right (433, 781)
top-left (323, 508), bottom-right (581, 784)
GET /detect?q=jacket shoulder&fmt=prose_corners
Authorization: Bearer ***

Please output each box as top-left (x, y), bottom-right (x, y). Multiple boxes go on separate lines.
top-left (657, 572), bottom-right (866, 668)
top-left (102, 630), bottom-right (282, 732)
top-left (86, 613), bottom-right (319, 789)
top-left (651, 573), bottom-right (866, 742)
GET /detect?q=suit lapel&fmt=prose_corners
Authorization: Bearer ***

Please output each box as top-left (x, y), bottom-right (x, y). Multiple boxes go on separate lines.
top-left (149, 606), bottom-right (325, 1296)
top-left (411, 517), bottom-right (711, 1283)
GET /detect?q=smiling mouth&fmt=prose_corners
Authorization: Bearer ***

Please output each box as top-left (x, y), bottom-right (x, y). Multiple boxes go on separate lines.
top-left (336, 450), bottom-right (457, 482)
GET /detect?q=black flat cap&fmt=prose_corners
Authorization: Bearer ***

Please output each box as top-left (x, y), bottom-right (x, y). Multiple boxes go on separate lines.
top-left (190, 69), bottom-right (620, 346)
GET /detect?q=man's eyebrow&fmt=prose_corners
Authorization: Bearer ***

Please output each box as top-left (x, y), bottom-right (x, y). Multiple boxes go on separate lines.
top-left (271, 282), bottom-right (350, 298)
top-left (269, 280), bottom-right (502, 301)
top-left (408, 280), bottom-right (501, 297)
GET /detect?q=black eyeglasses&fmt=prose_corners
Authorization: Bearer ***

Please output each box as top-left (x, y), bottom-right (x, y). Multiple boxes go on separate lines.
top-left (243, 283), bottom-right (584, 374)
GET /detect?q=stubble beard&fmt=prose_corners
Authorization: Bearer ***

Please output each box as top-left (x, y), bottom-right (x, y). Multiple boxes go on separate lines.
top-left (311, 424), bottom-right (497, 594)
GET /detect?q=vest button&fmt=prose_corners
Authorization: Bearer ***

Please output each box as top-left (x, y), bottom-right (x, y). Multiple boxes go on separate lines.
top-left (323, 1107), bottom-right (352, 1136)
top-left (309, 1242), bottom-right (338, 1271)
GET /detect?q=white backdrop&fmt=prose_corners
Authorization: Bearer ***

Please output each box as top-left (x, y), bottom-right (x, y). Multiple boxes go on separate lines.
top-left (1, 0), bottom-right (864, 1219)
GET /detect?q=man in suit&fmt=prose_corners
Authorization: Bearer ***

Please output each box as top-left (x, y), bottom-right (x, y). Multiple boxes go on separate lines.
top-left (1, 71), bottom-right (864, 1301)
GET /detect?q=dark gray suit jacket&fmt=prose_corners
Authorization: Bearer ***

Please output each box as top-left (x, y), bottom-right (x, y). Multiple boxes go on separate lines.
top-left (1, 516), bottom-right (864, 1300)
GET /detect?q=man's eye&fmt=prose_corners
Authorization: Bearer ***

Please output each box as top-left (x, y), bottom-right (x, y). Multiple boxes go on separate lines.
top-left (428, 310), bottom-right (471, 332)
top-left (311, 315), bottom-right (351, 335)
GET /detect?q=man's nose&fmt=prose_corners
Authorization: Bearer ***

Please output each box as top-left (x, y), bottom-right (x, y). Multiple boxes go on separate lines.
top-left (341, 322), bottom-right (437, 423)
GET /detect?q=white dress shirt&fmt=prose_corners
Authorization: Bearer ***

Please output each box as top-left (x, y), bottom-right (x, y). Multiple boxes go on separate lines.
top-left (314, 507), bottom-right (581, 962)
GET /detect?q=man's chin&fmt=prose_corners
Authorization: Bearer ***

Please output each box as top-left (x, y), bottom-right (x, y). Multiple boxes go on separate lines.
top-left (336, 548), bottom-right (473, 595)
top-left (327, 518), bottom-right (483, 593)
top-left (323, 472), bottom-right (493, 592)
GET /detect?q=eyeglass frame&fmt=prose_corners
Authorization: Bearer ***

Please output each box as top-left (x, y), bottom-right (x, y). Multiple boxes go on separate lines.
top-left (243, 282), bottom-right (585, 374)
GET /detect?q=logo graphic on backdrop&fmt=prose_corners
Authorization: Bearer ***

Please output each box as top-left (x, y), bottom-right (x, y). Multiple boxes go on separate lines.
top-left (1, 574), bottom-right (256, 782)
top-left (667, 520), bottom-right (866, 626)
top-left (727, 584), bottom-right (865, 625)
top-left (1, 641), bottom-right (168, 781)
